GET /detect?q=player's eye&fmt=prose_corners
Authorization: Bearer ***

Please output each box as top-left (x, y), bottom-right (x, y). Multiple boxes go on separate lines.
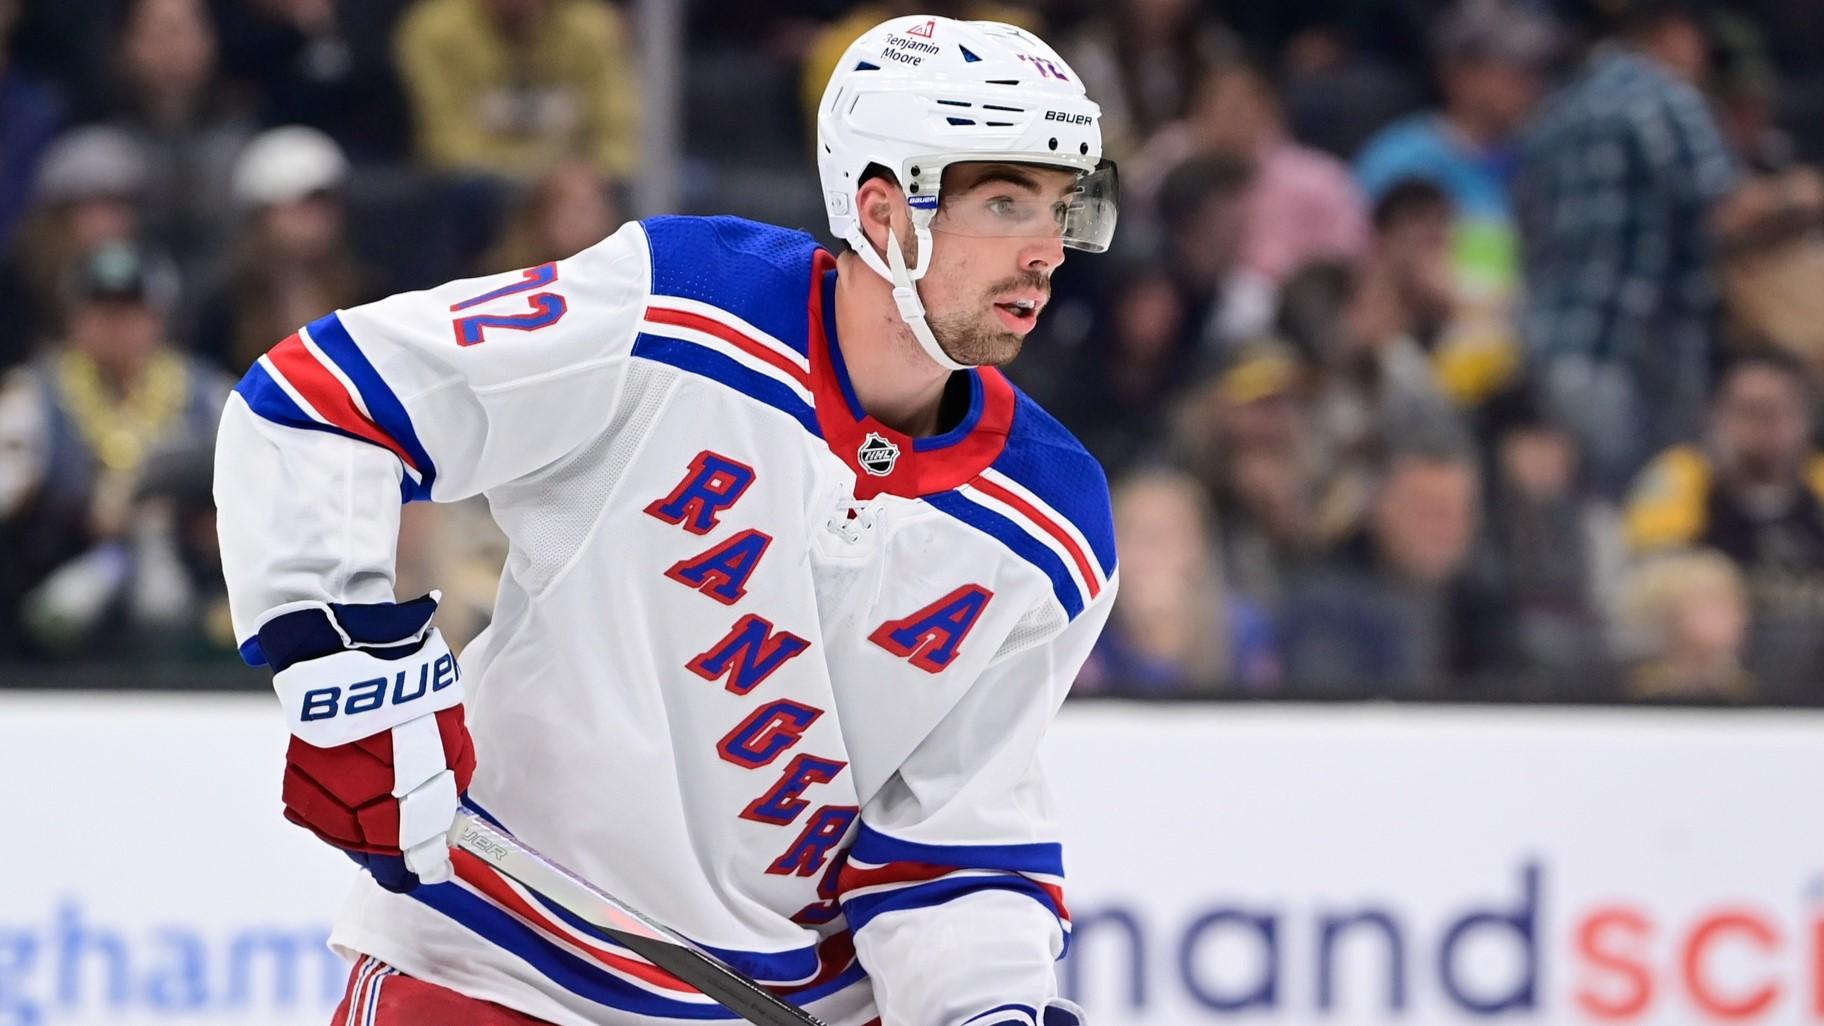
top-left (987, 196), bottom-right (1018, 218)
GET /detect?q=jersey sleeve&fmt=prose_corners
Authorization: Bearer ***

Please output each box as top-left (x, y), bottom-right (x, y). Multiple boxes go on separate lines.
top-left (215, 220), bottom-right (652, 660)
top-left (840, 581), bottom-right (1117, 1026)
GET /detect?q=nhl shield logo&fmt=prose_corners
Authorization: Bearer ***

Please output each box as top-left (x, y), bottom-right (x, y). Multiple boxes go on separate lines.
top-left (858, 432), bottom-right (901, 476)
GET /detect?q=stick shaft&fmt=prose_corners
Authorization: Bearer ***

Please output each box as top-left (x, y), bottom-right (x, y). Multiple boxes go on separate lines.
top-left (448, 808), bottom-right (830, 1026)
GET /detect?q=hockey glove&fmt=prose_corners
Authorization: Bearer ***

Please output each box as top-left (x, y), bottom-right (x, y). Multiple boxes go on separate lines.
top-left (259, 593), bottom-right (475, 894)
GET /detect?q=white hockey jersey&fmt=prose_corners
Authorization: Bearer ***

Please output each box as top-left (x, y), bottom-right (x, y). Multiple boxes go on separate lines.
top-left (215, 216), bottom-right (1118, 1026)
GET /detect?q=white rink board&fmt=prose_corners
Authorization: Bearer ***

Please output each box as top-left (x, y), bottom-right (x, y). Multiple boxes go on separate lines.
top-left (2, 696), bottom-right (1821, 1026)
top-left (1044, 704), bottom-right (1824, 1026)
top-left (0, 694), bottom-right (351, 1026)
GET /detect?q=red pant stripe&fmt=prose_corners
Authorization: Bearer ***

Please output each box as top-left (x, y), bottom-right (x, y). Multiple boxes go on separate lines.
top-left (330, 955), bottom-right (558, 1026)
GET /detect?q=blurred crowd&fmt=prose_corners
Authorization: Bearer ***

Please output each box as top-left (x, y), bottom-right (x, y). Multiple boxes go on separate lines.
top-left (2, 0), bottom-right (1822, 704)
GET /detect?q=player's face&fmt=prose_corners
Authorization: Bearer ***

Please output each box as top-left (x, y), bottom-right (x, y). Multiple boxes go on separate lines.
top-left (919, 163), bottom-right (1076, 367)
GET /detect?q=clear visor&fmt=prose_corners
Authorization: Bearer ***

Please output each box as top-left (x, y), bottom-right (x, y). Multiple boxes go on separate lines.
top-left (923, 161), bottom-right (1118, 253)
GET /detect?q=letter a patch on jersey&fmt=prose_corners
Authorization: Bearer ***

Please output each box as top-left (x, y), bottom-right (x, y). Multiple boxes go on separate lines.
top-left (664, 529), bottom-right (773, 605)
top-left (868, 584), bottom-right (994, 673)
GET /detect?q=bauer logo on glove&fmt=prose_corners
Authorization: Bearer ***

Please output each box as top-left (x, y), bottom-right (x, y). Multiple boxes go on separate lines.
top-left (296, 647), bottom-right (460, 725)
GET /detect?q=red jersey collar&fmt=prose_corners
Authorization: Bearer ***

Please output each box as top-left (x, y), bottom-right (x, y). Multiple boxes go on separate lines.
top-left (807, 251), bottom-right (1014, 500)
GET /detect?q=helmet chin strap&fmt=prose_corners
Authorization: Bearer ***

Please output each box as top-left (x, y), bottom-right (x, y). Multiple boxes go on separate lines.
top-left (846, 221), bottom-right (973, 373)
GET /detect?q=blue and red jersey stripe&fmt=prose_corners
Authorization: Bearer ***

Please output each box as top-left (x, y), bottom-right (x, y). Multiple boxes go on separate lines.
top-left (232, 312), bottom-right (437, 503)
top-left (836, 823), bottom-right (1071, 955)
top-left (405, 801), bottom-right (866, 1020)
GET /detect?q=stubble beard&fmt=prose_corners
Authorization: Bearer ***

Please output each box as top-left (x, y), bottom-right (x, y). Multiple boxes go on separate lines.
top-left (925, 271), bottom-right (1050, 368)
top-left (927, 309), bottom-right (1024, 367)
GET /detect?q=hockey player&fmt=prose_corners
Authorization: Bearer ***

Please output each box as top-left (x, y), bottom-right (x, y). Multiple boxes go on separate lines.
top-left (216, 16), bottom-right (1119, 1026)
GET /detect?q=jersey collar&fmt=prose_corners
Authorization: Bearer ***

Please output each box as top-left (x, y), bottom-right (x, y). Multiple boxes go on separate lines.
top-left (808, 252), bottom-right (1014, 500)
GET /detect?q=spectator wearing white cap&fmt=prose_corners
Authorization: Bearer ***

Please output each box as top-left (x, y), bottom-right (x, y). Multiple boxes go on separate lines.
top-left (0, 125), bottom-right (152, 371)
top-left (191, 125), bottom-right (373, 373)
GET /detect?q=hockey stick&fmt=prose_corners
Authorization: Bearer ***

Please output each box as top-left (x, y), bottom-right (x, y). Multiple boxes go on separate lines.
top-left (448, 808), bottom-right (830, 1026)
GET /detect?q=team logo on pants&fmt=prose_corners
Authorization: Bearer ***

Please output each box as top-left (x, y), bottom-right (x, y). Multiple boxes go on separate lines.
top-left (858, 433), bottom-right (900, 476)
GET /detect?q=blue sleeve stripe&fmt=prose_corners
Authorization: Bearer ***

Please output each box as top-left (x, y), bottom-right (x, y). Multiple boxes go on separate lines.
top-left (233, 359), bottom-right (315, 430)
top-left (232, 363), bottom-right (418, 505)
top-left (990, 456), bottom-right (1116, 580)
top-left (631, 333), bottom-right (821, 436)
top-left (840, 875), bottom-right (1069, 955)
top-left (924, 489), bottom-right (1084, 619)
top-left (303, 311), bottom-right (438, 499)
top-left (850, 822), bottom-right (1063, 877)
top-left (993, 392), bottom-right (1117, 579)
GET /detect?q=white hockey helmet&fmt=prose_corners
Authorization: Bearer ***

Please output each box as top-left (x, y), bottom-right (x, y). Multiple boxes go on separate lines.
top-left (816, 15), bottom-right (1118, 370)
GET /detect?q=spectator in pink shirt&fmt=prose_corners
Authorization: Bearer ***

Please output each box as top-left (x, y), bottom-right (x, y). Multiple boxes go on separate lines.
top-left (1136, 61), bottom-right (1371, 290)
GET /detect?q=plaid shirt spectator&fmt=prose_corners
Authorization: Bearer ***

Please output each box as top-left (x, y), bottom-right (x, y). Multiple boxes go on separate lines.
top-left (1517, 46), bottom-right (1736, 364)
top-left (1514, 45), bottom-right (1738, 492)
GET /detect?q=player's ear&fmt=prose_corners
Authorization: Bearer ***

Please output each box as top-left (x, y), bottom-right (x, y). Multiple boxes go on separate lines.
top-left (855, 174), bottom-right (903, 257)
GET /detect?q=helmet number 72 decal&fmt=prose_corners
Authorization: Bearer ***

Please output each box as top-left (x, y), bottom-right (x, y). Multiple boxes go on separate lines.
top-left (449, 261), bottom-right (568, 346)
top-left (1015, 54), bottom-right (1070, 80)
